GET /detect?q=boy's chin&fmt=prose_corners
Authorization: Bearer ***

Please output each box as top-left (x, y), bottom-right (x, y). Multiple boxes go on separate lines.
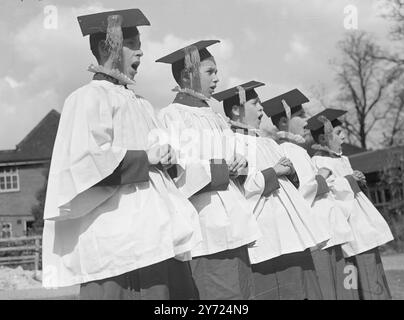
top-left (329, 144), bottom-right (342, 153)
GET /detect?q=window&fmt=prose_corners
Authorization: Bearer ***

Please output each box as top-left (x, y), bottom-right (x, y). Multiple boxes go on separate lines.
top-left (1, 223), bottom-right (12, 238)
top-left (0, 167), bottom-right (19, 192)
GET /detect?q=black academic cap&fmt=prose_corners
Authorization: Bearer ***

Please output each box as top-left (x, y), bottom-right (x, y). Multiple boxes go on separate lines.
top-left (212, 81), bottom-right (265, 102)
top-left (155, 40), bottom-right (220, 64)
top-left (77, 9), bottom-right (150, 36)
top-left (262, 88), bottom-right (309, 118)
top-left (306, 108), bottom-right (347, 132)
top-left (212, 81), bottom-right (265, 118)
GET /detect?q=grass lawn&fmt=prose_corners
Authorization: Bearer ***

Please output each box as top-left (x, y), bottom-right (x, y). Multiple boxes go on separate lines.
top-left (386, 270), bottom-right (404, 300)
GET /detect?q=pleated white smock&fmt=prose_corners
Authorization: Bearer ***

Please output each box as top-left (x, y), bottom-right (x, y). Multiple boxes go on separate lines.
top-left (42, 80), bottom-right (201, 288)
top-left (158, 101), bottom-right (262, 258)
top-left (311, 155), bottom-right (394, 257)
top-left (281, 142), bottom-right (353, 249)
top-left (235, 134), bottom-right (330, 264)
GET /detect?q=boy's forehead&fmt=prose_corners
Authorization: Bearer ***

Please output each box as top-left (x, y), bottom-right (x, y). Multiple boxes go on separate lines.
top-left (248, 96), bottom-right (260, 103)
top-left (200, 58), bottom-right (217, 67)
top-left (292, 108), bottom-right (306, 117)
top-left (123, 33), bottom-right (140, 42)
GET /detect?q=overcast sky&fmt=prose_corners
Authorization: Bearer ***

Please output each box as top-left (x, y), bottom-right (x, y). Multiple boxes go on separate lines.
top-left (0, 0), bottom-right (394, 149)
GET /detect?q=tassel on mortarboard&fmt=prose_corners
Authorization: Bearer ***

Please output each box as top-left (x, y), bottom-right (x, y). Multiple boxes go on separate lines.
top-left (317, 115), bottom-right (334, 141)
top-left (105, 14), bottom-right (124, 72)
top-left (281, 99), bottom-right (291, 120)
top-left (183, 45), bottom-right (202, 93)
top-left (237, 86), bottom-right (246, 106)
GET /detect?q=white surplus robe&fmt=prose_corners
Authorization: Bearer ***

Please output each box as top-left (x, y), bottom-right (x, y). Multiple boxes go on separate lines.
top-left (42, 80), bottom-right (201, 288)
top-left (281, 142), bottom-right (353, 249)
top-left (311, 155), bottom-right (394, 257)
top-left (158, 101), bottom-right (261, 258)
top-left (235, 134), bottom-right (330, 264)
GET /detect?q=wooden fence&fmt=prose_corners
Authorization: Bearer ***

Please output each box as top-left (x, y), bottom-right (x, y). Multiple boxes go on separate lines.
top-left (0, 236), bottom-right (42, 276)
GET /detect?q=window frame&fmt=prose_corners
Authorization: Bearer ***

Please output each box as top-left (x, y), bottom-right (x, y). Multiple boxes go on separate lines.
top-left (1, 222), bottom-right (12, 238)
top-left (0, 167), bottom-right (20, 193)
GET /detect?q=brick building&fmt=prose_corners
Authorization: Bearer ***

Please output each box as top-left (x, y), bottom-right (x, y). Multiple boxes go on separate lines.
top-left (0, 110), bottom-right (60, 238)
top-left (349, 146), bottom-right (404, 216)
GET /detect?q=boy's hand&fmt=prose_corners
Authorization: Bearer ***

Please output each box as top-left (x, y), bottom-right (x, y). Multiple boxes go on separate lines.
top-left (318, 167), bottom-right (332, 179)
top-left (229, 154), bottom-right (248, 177)
top-left (274, 157), bottom-right (292, 176)
top-left (353, 170), bottom-right (366, 183)
top-left (159, 144), bottom-right (177, 170)
top-left (147, 144), bottom-right (176, 168)
top-left (146, 144), bottom-right (162, 166)
top-left (278, 157), bottom-right (295, 173)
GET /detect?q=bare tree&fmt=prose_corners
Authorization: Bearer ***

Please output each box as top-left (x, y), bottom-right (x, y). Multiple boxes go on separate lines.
top-left (383, 0), bottom-right (404, 41)
top-left (382, 88), bottom-right (404, 146)
top-left (372, 0), bottom-right (404, 65)
top-left (333, 31), bottom-right (401, 149)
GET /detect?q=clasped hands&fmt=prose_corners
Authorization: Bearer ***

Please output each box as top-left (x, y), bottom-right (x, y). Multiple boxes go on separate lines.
top-left (352, 170), bottom-right (366, 184)
top-left (147, 145), bottom-right (249, 177)
top-left (146, 144), bottom-right (177, 169)
top-left (273, 157), bottom-right (295, 177)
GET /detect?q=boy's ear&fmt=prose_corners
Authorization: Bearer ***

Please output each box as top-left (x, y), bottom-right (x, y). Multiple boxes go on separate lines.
top-left (278, 116), bottom-right (289, 131)
top-left (318, 133), bottom-right (326, 145)
top-left (231, 105), bottom-right (240, 118)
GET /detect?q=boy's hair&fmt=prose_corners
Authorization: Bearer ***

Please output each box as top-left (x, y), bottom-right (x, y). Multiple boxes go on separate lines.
top-left (310, 128), bottom-right (324, 144)
top-left (270, 112), bottom-right (286, 130)
top-left (223, 90), bottom-right (258, 119)
top-left (90, 26), bottom-right (139, 63)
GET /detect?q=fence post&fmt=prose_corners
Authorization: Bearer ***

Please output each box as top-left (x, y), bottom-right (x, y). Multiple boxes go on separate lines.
top-left (34, 237), bottom-right (40, 279)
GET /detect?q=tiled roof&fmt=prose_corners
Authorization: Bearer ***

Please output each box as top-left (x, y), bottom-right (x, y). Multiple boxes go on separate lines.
top-left (342, 143), bottom-right (367, 156)
top-left (349, 145), bottom-right (404, 174)
top-left (0, 110), bottom-right (60, 164)
top-left (308, 143), bottom-right (366, 157)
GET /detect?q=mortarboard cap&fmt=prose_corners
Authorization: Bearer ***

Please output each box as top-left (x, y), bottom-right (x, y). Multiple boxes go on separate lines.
top-left (262, 89), bottom-right (309, 119)
top-left (212, 81), bottom-right (265, 118)
top-left (156, 40), bottom-right (220, 90)
top-left (156, 40), bottom-right (220, 64)
top-left (212, 81), bottom-right (265, 103)
top-left (306, 108), bottom-right (347, 135)
top-left (77, 9), bottom-right (150, 37)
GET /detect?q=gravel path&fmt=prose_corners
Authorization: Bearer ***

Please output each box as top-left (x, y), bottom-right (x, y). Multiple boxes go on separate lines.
top-left (0, 254), bottom-right (402, 300)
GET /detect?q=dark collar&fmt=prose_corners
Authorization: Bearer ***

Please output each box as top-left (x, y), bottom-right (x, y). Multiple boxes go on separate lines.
top-left (93, 72), bottom-right (127, 88)
top-left (173, 92), bottom-right (210, 108)
top-left (230, 124), bottom-right (259, 137)
top-left (311, 144), bottom-right (342, 158)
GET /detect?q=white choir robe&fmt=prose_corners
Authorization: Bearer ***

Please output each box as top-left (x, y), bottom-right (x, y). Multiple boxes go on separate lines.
top-left (158, 103), bottom-right (261, 258)
top-left (281, 142), bottom-right (353, 249)
top-left (235, 134), bottom-right (330, 264)
top-left (42, 80), bottom-right (202, 288)
top-left (311, 155), bottom-right (394, 257)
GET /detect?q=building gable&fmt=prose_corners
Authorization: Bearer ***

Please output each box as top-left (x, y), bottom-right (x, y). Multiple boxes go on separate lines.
top-left (0, 110), bottom-right (60, 164)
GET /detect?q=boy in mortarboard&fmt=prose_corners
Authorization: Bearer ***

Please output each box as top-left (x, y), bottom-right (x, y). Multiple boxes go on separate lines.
top-left (156, 41), bottom-right (262, 300)
top-left (41, 9), bottom-right (202, 300)
top-left (263, 90), bottom-right (357, 299)
top-left (213, 81), bottom-right (328, 300)
top-left (307, 109), bottom-right (394, 300)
